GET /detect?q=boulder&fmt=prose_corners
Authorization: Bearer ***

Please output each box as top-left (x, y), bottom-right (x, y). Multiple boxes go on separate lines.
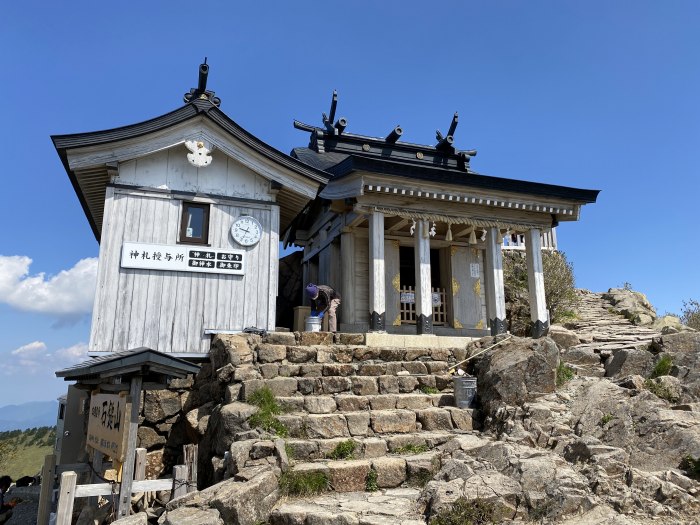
top-left (327, 460), bottom-right (371, 492)
top-left (548, 325), bottom-right (581, 349)
top-left (137, 426), bottom-right (166, 449)
top-left (144, 390), bottom-right (181, 423)
top-left (604, 348), bottom-right (654, 378)
top-left (372, 457), bottom-right (407, 488)
top-left (160, 507), bottom-right (224, 525)
top-left (473, 336), bottom-right (559, 411)
top-left (209, 471), bottom-right (280, 525)
top-left (602, 288), bottom-right (656, 325)
top-left (209, 334), bottom-right (255, 369)
top-left (112, 512), bottom-right (149, 525)
top-left (185, 402), bottom-right (214, 440)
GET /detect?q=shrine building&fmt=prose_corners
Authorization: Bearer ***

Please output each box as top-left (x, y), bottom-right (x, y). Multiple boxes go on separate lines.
top-left (53, 64), bottom-right (598, 356)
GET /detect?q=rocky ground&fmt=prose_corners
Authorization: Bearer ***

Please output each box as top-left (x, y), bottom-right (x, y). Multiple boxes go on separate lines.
top-left (103, 288), bottom-right (700, 525)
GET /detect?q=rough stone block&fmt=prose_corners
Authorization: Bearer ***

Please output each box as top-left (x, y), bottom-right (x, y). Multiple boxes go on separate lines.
top-left (367, 395), bottom-right (397, 410)
top-left (251, 440), bottom-right (276, 460)
top-left (405, 348), bottom-right (430, 361)
top-left (321, 376), bottom-right (352, 394)
top-left (278, 364), bottom-right (301, 377)
top-left (296, 378), bottom-right (319, 395)
top-left (398, 376), bottom-right (420, 393)
top-left (259, 363), bottom-right (280, 379)
top-left (338, 333), bottom-right (366, 345)
top-left (209, 471), bottom-right (280, 525)
top-left (378, 376), bottom-right (400, 394)
top-left (227, 441), bottom-right (253, 476)
top-left (234, 366), bottom-right (262, 382)
top-left (299, 364), bottom-right (324, 377)
top-left (416, 408), bottom-right (454, 431)
top-left (417, 376), bottom-right (436, 389)
top-left (263, 332), bottom-right (297, 346)
top-left (334, 347), bottom-right (355, 363)
top-left (396, 394), bottom-right (432, 410)
top-left (327, 460), bottom-right (371, 492)
top-left (305, 396), bottom-right (337, 414)
top-left (386, 435), bottom-right (426, 452)
top-left (279, 397), bottom-right (304, 412)
top-left (434, 394), bottom-right (454, 407)
top-left (137, 427), bottom-right (166, 449)
top-left (258, 344), bottom-right (287, 363)
top-left (406, 452), bottom-right (441, 484)
top-left (351, 377), bottom-right (379, 396)
top-left (336, 395), bottom-right (369, 412)
top-left (143, 390), bottom-right (181, 423)
top-left (425, 362), bottom-right (448, 374)
top-left (161, 507), bottom-right (223, 525)
top-left (287, 346), bottom-right (317, 363)
top-left (346, 412), bottom-right (371, 436)
top-left (370, 410), bottom-right (416, 433)
top-left (379, 348), bottom-right (406, 361)
top-left (446, 407), bottom-right (474, 431)
top-left (434, 375), bottom-right (452, 391)
top-left (299, 332), bottom-right (333, 346)
top-left (359, 363), bottom-right (386, 376)
top-left (305, 414), bottom-right (350, 439)
top-left (371, 457), bottom-right (407, 488)
top-left (285, 439), bottom-right (320, 461)
top-left (241, 380), bottom-right (265, 400)
top-left (276, 415), bottom-right (304, 438)
top-left (169, 376), bottom-right (194, 389)
top-left (403, 362), bottom-right (428, 375)
top-left (323, 364), bottom-right (355, 377)
top-left (266, 377), bottom-right (299, 397)
top-left (210, 334), bottom-right (254, 368)
top-left (224, 384), bottom-right (242, 404)
top-left (362, 438), bottom-right (388, 458)
top-left (385, 362), bottom-right (403, 375)
top-left (353, 347), bottom-right (381, 361)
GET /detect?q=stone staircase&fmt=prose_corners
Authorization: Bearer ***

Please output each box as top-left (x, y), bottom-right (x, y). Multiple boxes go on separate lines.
top-left (203, 331), bottom-right (477, 525)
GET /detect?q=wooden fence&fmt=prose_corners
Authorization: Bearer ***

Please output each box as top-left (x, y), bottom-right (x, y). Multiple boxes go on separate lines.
top-left (399, 286), bottom-right (447, 325)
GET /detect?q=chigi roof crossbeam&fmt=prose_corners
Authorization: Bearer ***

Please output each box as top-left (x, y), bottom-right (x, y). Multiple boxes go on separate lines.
top-left (293, 91), bottom-right (477, 171)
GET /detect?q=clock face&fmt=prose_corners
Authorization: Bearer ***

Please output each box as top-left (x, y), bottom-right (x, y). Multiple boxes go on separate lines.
top-left (231, 216), bottom-right (263, 247)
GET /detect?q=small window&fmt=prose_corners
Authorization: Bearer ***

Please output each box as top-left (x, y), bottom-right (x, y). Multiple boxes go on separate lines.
top-left (179, 202), bottom-right (210, 245)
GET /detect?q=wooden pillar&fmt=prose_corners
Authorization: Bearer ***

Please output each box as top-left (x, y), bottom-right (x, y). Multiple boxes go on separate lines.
top-left (37, 453), bottom-right (56, 525)
top-left (484, 227), bottom-right (507, 335)
top-left (414, 220), bottom-right (433, 335)
top-left (526, 228), bottom-right (549, 338)
top-left (183, 444), bottom-right (198, 493)
top-left (88, 450), bottom-right (104, 508)
top-left (368, 211), bottom-right (386, 331)
top-left (55, 471), bottom-right (77, 525)
top-left (117, 376), bottom-right (143, 519)
top-left (340, 229), bottom-right (356, 327)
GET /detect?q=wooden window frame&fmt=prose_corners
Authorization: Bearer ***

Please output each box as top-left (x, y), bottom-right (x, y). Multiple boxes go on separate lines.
top-left (178, 201), bottom-right (210, 245)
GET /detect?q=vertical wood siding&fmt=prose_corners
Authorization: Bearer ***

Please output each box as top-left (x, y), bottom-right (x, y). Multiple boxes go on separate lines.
top-left (90, 190), bottom-right (277, 354)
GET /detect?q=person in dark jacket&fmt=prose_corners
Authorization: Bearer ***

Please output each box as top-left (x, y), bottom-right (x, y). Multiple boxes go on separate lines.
top-left (0, 476), bottom-right (15, 521)
top-left (305, 283), bottom-right (341, 332)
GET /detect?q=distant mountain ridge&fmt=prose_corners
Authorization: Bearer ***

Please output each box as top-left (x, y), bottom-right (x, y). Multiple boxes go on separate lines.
top-left (0, 400), bottom-right (58, 431)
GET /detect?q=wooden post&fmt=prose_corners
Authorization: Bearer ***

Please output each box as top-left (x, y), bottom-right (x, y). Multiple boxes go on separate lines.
top-left (55, 471), bottom-right (77, 525)
top-left (116, 376), bottom-right (143, 519)
top-left (133, 447), bottom-right (147, 508)
top-left (368, 211), bottom-right (386, 331)
top-left (414, 220), bottom-right (433, 335)
top-left (525, 228), bottom-right (549, 338)
top-left (183, 444), bottom-right (198, 493)
top-left (171, 465), bottom-right (188, 500)
top-left (484, 227), bottom-right (507, 335)
top-left (36, 453), bottom-right (56, 525)
top-left (88, 450), bottom-right (104, 508)
top-left (340, 229), bottom-right (356, 327)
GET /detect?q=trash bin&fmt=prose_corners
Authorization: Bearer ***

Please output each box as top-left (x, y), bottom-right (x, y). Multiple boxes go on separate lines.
top-left (453, 375), bottom-right (477, 408)
top-left (305, 316), bottom-right (322, 332)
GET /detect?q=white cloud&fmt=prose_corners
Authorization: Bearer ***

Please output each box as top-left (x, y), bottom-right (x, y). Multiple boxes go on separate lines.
top-left (6, 341), bottom-right (89, 375)
top-left (0, 256), bottom-right (97, 318)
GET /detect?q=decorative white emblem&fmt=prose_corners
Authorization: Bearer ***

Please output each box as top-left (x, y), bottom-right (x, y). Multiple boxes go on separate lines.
top-left (185, 140), bottom-right (213, 168)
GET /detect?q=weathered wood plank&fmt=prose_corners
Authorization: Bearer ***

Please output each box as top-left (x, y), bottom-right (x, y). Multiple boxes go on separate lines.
top-left (116, 376), bottom-right (143, 519)
top-left (56, 471), bottom-right (77, 525)
top-left (36, 454), bottom-right (56, 525)
top-left (74, 478), bottom-right (174, 498)
top-left (172, 465), bottom-right (188, 499)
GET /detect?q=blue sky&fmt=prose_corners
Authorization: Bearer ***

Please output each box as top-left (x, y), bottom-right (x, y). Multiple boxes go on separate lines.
top-left (1, 1), bottom-right (698, 406)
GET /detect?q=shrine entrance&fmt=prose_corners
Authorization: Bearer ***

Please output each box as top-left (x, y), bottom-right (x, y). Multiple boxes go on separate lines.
top-left (397, 246), bottom-right (448, 327)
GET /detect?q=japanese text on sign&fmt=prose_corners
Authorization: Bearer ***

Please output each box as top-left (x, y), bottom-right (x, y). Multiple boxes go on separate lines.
top-left (121, 242), bottom-right (245, 275)
top-left (399, 292), bottom-right (442, 306)
top-left (86, 393), bottom-right (129, 461)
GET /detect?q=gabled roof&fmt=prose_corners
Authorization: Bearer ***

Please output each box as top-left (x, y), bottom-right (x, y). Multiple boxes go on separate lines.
top-left (55, 347), bottom-right (199, 381)
top-left (52, 98), bottom-right (330, 242)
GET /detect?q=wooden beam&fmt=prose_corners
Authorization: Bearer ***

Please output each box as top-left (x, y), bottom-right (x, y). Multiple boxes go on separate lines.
top-left (183, 445), bottom-right (198, 493)
top-left (116, 375), bottom-right (143, 519)
top-left (525, 228), bottom-right (549, 338)
top-left (37, 454), bottom-right (56, 525)
top-left (452, 225), bottom-right (473, 238)
top-left (74, 478), bottom-right (174, 498)
top-left (387, 218), bottom-right (409, 233)
top-left (56, 471), bottom-right (77, 525)
top-left (172, 465), bottom-right (188, 499)
top-left (484, 227), bottom-right (507, 335)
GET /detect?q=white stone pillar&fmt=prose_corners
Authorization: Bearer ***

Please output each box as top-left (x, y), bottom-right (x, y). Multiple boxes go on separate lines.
top-left (414, 220), bottom-right (433, 334)
top-left (484, 227), bottom-right (507, 335)
top-left (368, 211), bottom-right (386, 331)
top-left (525, 228), bottom-right (549, 338)
top-left (340, 229), bottom-right (356, 327)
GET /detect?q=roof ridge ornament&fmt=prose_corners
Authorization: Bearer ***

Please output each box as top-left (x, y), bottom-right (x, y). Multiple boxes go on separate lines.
top-left (183, 58), bottom-right (221, 107)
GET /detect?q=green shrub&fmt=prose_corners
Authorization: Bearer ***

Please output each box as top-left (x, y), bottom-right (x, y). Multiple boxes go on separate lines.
top-left (394, 443), bottom-right (429, 455)
top-left (681, 299), bottom-right (700, 330)
top-left (429, 497), bottom-right (498, 525)
top-left (680, 455), bottom-right (700, 481)
top-left (556, 362), bottom-right (575, 387)
top-left (644, 379), bottom-right (679, 403)
top-left (420, 385), bottom-right (440, 395)
top-left (599, 413), bottom-right (615, 426)
top-left (247, 387), bottom-right (288, 437)
top-left (365, 468), bottom-right (379, 492)
top-left (503, 250), bottom-right (579, 336)
top-left (279, 470), bottom-right (330, 496)
top-left (650, 354), bottom-right (673, 378)
top-left (327, 439), bottom-right (356, 460)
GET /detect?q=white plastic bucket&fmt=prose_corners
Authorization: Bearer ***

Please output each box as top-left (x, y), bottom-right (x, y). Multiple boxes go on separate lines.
top-left (305, 316), bottom-right (322, 332)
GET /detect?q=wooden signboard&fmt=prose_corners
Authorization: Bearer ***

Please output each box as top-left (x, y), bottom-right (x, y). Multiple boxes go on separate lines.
top-left (86, 393), bottom-right (129, 461)
top-left (121, 241), bottom-right (245, 275)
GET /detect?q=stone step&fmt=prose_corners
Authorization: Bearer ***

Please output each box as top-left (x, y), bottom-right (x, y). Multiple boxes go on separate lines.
top-left (269, 489), bottom-right (426, 525)
top-left (277, 407), bottom-right (474, 439)
top-left (256, 360), bottom-right (451, 380)
top-left (245, 373), bottom-right (455, 399)
top-left (256, 344), bottom-right (464, 366)
top-left (284, 431), bottom-right (456, 462)
top-left (284, 450), bottom-right (443, 493)
top-left (277, 393), bottom-right (454, 414)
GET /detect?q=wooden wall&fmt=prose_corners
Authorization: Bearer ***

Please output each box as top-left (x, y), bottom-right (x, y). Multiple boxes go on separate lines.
top-left (90, 147), bottom-right (279, 354)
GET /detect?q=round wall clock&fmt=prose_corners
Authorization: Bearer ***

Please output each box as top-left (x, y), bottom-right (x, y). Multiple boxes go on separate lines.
top-left (230, 215), bottom-right (263, 246)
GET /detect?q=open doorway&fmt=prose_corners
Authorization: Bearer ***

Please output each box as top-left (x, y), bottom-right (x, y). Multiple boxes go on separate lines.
top-left (398, 247), bottom-right (448, 325)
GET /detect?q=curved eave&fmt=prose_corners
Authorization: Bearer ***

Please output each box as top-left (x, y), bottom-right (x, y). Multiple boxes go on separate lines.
top-left (326, 155), bottom-right (599, 204)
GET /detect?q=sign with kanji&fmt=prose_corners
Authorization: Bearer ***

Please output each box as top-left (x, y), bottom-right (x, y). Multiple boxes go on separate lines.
top-left (120, 242), bottom-right (245, 275)
top-left (399, 292), bottom-right (442, 306)
top-left (86, 393), bottom-right (129, 460)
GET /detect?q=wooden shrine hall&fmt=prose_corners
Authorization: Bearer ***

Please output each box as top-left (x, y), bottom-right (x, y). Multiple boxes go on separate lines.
top-left (286, 92), bottom-right (599, 338)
